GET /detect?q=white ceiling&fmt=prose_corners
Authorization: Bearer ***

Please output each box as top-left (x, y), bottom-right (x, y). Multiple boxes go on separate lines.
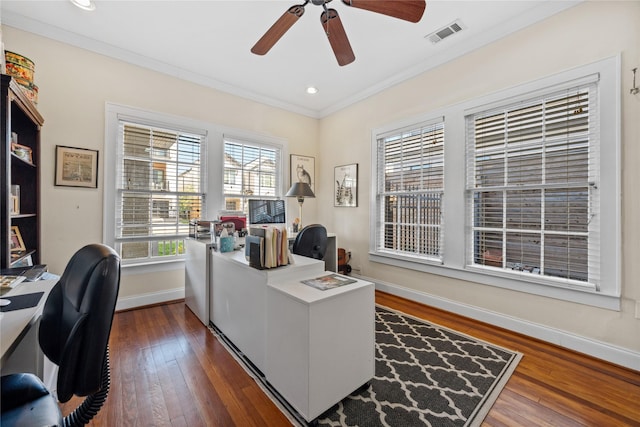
top-left (1, 0), bottom-right (580, 118)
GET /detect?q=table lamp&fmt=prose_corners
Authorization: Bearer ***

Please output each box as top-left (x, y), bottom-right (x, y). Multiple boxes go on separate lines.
top-left (286, 182), bottom-right (315, 229)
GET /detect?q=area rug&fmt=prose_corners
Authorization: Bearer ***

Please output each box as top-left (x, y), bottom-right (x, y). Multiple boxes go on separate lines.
top-left (209, 305), bottom-right (522, 427)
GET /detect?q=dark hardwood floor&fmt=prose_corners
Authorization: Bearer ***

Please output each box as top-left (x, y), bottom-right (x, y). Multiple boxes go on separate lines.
top-left (61, 291), bottom-right (640, 426)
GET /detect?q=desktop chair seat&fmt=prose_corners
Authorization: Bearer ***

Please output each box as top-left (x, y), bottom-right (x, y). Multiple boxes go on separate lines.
top-left (0, 373), bottom-right (62, 426)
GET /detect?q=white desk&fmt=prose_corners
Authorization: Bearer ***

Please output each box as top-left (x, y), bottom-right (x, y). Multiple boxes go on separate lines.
top-left (208, 249), bottom-right (375, 422)
top-left (210, 251), bottom-right (325, 372)
top-left (1, 279), bottom-right (57, 379)
top-left (185, 232), bottom-right (338, 326)
top-left (185, 239), bottom-right (214, 325)
top-left (267, 277), bottom-right (375, 421)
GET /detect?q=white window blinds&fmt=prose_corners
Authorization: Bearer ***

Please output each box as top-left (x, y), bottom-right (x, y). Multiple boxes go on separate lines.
top-left (465, 82), bottom-right (600, 288)
top-left (116, 122), bottom-right (205, 261)
top-left (375, 120), bottom-right (445, 261)
top-left (223, 137), bottom-right (281, 212)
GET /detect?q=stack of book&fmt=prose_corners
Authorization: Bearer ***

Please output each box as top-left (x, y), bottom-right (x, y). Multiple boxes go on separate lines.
top-left (246, 226), bottom-right (289, 269)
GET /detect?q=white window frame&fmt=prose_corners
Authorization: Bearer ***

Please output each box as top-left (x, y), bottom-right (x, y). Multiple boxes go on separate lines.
top-left (373, 117), bottom-right (445, 264)
top-left (105, 104), bottom-right (289, 274)
top-left (222, 135), bottom-right (285, 214)
top-left (105, 104), bottom-right (214, 271)
top-left (370, 56), bottom-right (621, 310)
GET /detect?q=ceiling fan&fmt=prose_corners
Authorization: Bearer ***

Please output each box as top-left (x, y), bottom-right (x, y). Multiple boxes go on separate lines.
top-left (251, 0), bottom-right (427, 67)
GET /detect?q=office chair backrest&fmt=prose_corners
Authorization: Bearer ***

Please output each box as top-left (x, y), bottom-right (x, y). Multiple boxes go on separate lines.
top-left (292, 224), bottom-right (328, 260)
top-left (38, 244), bottom-right (121, 402)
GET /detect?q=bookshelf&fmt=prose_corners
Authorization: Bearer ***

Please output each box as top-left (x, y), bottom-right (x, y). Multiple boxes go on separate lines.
top-left (1, 74), bottom-right (44, 268)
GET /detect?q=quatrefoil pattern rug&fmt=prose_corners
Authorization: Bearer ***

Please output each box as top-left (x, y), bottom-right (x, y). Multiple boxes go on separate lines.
top-left (315, 306), bottom-right (522, 427)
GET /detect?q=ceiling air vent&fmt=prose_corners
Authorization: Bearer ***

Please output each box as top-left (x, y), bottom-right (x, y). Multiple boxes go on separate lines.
top-left (426, 20), bottom-right (465, 44)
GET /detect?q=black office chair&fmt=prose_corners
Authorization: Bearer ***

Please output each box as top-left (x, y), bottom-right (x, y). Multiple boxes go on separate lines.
top-left (292, 224), bottom-right (328, 260)
top-left (1, 244), bottom-right (121, 427)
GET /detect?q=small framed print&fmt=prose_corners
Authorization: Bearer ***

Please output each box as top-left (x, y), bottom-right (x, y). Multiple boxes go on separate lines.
top-left (290, 154), bottom-right (315, 193)
top-left (55, 145), bottom-right (99, 188)
top-left (334, 163), bottom-right (358, 207)
top-left (11, 142), bottom-right (33, 164)
top-left (10, 226), bottom-right (26, 252)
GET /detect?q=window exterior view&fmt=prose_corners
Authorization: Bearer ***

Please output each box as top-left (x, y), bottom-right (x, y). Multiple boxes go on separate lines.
top-left (466, 84), bottom-right (597, 287)
top-left (375, 121), bottom-right (445, 261)
top-left (223, 137), bottom-right (282, 214)
top-left (116, 122), bottom-right (205, 261)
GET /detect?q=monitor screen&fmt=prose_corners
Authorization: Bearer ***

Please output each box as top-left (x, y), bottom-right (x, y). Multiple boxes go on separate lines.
top-left (248, 199), bottom-right (286, 225)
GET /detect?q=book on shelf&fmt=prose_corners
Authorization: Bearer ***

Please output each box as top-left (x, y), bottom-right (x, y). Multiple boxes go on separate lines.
top-left (0, 275), bottom-right (26, 289)
top-left (301, 274), bottom-right (356, 291)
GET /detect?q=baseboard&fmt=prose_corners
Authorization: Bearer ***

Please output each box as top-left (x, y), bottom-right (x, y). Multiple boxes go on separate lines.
top-left (363, 276), bottom-right (640, 372)
top-left (115, 287), bottom-right (184, 312)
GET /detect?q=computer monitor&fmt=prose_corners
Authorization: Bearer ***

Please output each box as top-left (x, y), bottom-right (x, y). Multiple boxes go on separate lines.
top-left (248, 199), bottom-right (286, 226)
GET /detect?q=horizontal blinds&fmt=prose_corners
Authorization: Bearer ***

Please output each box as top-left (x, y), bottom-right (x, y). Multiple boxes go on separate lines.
top-left (465, 83), bottom-right (599, 287)
top-left (377, 121), bottom-right (444, 260)
top-left (116, 122), bottom-right (205, 259)
top-left (223, 137), bottom-right (281, 213)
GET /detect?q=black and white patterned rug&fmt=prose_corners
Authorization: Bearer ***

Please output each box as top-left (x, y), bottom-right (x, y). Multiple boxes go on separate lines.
top-left (210, 305), bottom-right (521, 427)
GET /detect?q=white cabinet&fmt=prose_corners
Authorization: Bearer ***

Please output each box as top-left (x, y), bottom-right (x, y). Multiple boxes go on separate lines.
top-left (266, 278), bottom-right (375, 421)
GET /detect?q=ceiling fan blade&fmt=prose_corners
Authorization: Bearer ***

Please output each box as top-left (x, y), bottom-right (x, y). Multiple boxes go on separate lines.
top-left (321, 9), bottom-right (355, 67)
top-left (341, 0), bottom-right (426, 23)
top-left (251, 5), bottom-right (305, 55)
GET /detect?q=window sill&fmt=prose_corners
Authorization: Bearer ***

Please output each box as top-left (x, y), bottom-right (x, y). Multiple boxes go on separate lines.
top-left (121, 258), bottom-right (185, 276)
top-left (369, 252), bottom-right (620, 311)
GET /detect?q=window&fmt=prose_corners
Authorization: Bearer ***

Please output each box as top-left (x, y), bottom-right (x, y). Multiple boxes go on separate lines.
top-left (370, 56), bottom-right (620, 308)
top-left (223, 136), bottom-right (282, 213)
top-left (104, 104), bottom-right (207, 265)
top-left (115, 122), bottom-right (204, 262)
top-left (374, 119), bottom-right (445, 262)
top-left (466, 84), bottom-right (598, 288)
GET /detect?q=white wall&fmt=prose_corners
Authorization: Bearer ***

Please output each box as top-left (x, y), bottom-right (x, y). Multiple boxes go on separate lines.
top-left (3, 1), bottom-right (639, 367)
top-left (2, 26), bottom-right (319, 303)
top-left (318, 1), bottom-right (640, 361)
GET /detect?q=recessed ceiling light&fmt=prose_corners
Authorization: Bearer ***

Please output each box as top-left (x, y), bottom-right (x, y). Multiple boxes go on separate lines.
top-left (70, 0), bottom-right (96, 11)
top-left (306, 86), bottom-right (318, 95)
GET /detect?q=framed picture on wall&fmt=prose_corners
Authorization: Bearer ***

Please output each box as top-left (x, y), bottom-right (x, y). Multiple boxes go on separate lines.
top-left (334, 163), bottom-right (358, 207)
top-left (290, 154), bottom-right (315, 193)
top-left (55, 145), bottom-right (99, 188)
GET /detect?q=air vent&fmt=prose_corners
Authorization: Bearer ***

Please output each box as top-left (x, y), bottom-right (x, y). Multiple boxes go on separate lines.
top-left (426, 20), bottom-right (465, 44)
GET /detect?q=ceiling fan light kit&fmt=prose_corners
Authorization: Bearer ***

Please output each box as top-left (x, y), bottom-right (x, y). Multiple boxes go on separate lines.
top-left (251, 0), bottom-right (426, 66)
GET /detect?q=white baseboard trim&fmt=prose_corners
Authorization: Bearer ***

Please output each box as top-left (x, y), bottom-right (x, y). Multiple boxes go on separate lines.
top-left (366, 276), bottom-right (640, 372)
top-left (116, 288), bottom-right (184, 312)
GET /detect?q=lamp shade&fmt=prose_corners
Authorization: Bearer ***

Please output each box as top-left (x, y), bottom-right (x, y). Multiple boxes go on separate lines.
top-left (286, 182), bottom-right (315, 199)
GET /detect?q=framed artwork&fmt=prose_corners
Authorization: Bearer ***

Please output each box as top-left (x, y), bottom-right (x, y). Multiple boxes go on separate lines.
top-left (10, 226), bottom-right (25, 252)
top-left (11, 142), bottom-right (33, 164)
top-left (290, 154), bottom-right (315, 193)
top-left (334, 163), bottom-right (358, 207)
top-left (55, 145), bottom-right (99, 188)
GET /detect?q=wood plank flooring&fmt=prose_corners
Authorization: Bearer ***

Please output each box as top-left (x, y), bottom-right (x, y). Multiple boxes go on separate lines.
top-left (61, 291), bottom-right (640, 426)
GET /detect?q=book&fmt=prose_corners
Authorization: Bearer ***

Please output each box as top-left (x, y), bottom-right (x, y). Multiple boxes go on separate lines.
top-left (301, 274), bottom-right (356, 291)
top-left (0, 275), bottom-right (26, 289)
top-left (247, 226), bottom-right (289, 269)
